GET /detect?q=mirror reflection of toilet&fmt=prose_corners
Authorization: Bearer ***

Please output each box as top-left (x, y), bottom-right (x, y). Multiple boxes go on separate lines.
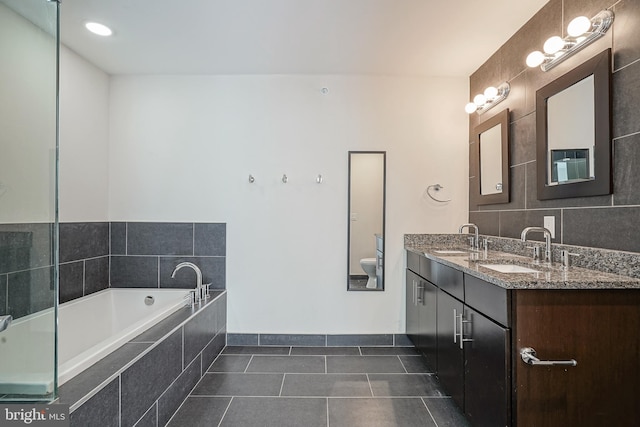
top-left (360, 258), bottom-right (377, 289)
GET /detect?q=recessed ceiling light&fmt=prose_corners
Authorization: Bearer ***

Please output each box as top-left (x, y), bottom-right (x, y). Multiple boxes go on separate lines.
top-left (85, 22), bottom-right (113, 37)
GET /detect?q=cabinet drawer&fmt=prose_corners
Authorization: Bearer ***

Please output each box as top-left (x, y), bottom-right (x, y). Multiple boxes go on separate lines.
top-left (407, 250), bottom-right (420, 274)
top-left (465, 274), bottom-right (510, 327)
top-left (436, 262), bottom-right (464, 300)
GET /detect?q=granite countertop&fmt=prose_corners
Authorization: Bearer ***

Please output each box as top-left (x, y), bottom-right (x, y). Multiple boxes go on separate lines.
top-left (406, 244), bottom-right (640, 290)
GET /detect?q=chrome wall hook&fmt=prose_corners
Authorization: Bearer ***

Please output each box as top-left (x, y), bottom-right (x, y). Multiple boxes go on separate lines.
top-left (248, 174), bottom-right (255, 183)
top-left (282, 174), bottom-right (288, 183)
top-left (316, 174), bottom-right (323, 184)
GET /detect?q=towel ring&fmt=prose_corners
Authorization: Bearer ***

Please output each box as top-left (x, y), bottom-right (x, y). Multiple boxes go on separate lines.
top-left (425, 184), bottom-right (451, 203)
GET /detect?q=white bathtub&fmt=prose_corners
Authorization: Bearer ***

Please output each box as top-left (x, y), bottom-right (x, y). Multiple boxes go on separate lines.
top-left (0, 288), bottom-right (191, 395)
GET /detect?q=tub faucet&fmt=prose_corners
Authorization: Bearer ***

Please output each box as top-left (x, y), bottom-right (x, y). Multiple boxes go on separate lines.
top-left (521, 227), bottom-right (553, 264)
top-left (171, 262), bottom-right (205, 304)
top-left (459, 223), bottom-right (479, 251)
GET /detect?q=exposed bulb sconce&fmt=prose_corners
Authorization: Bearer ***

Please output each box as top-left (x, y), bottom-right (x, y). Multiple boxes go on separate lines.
top-left (465, 82), bottom-right (510, 115)
top-left (526, 10), bottom-right (614, 72)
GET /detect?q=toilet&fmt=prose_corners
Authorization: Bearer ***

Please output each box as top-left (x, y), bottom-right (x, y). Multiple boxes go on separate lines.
top-left (360, 258), bottom-right (377, 289)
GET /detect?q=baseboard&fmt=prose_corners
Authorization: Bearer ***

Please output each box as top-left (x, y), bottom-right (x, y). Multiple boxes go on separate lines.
top-left (227, 333), bottom-right (413, 347)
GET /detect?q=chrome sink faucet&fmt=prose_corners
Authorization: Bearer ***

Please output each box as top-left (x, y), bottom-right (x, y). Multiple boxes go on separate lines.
top-left (459, 223), bottom-right (479, 251)
top-left (171, 262), bottom-right (205, 304)
top-left (521, 227), bottom-right (553, 264)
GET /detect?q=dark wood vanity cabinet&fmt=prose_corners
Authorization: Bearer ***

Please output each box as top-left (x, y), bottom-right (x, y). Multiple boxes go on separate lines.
top-left (406, 251), bottom-right (511, 426)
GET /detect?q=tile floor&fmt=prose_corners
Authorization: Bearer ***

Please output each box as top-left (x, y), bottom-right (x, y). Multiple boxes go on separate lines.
top-left (167, 346), bottom-right (470, 427)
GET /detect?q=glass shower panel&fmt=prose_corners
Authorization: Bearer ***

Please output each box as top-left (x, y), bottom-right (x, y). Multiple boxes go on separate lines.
top-left (0, 0), bottom-right (59, 401)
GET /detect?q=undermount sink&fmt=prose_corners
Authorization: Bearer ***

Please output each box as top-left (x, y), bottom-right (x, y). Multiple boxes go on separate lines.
top-left (480, 264), bottom-right (539, 273)
top-left (434, 250), bottom-right (467, 254)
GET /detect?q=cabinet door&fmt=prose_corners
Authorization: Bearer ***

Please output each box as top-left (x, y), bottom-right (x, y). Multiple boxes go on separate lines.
top-left (464, 307), bottom-right (511, 427)
top-left (436, 289), bottom-right (464, 409)
top-left (405, 270), bottom-right (421, 345)
top-left (418, 279), bottom-right (437, 371)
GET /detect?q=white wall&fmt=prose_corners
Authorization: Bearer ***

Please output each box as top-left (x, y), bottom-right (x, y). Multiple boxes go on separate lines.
top-left (0, 3), bottom-right (57, 223)
top-left (108, 74), bottom-right (468, 334)
top-left (59, 45), bottom-right (110, 222)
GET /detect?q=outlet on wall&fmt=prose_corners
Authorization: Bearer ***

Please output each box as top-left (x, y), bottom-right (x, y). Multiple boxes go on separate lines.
top-left (543, 216), bottom-right (555, 239)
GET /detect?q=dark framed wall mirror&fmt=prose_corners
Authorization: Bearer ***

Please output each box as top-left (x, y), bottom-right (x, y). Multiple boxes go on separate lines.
top-left (474, 108), bottom-right (510, 205)
top-left (347, 151), bottom-right (386, 291)
top-left (536, 48), bottom-right (612, 200)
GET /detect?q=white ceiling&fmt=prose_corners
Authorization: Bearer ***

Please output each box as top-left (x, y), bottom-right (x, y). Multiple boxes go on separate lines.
top-left (58, 0), bottom-right (548, 76)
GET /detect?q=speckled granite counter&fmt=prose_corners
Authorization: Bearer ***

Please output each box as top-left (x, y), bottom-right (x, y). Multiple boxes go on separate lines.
top-left (405, 234), bottom-right (640, 290)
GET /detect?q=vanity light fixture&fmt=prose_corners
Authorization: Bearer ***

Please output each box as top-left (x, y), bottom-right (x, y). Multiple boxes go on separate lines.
top-left (464, 82), bottom-right (510, 115)
top-left (85, 22), bottom-right (113, 37)
top-left (526, 10), bottom-right (614, 72)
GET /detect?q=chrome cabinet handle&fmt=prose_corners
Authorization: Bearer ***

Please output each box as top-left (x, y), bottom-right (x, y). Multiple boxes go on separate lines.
top-left (453, 309), bottom-right (458, 343)
top-left (459, 311), bottom-right (473, 349)
top-left (520, 347), bottom-right (577, 367)
top-left (416, 282), bottom-right (424, 304)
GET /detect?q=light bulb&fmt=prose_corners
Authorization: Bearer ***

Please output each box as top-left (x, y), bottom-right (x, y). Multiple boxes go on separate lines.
top-left (85, 22), bottom-right (113, 36)
top-left (465, 102), bottom-right (478, 114)
top-left (484, 86), bottom-right (499, 99)
top-left (543, 36), bottom-right (565, 54)
top-left (526, 51), bottom-right (545, 68)
top-left (473, 94), bottom-right (486, 106)
top-left (568, 16), bottom-right (591, 37)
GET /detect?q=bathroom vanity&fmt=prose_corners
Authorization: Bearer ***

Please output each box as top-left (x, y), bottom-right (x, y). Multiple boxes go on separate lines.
top-left (405, 238), bottom-right (640, 427)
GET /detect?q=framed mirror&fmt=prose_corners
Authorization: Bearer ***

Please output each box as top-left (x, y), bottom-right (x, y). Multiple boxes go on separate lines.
top-left (347, 151), bottom-right (385, 291)
top-left (474, 108), bottom-right (510, 205)
top-left (536, 49), bottom-right (611, 200)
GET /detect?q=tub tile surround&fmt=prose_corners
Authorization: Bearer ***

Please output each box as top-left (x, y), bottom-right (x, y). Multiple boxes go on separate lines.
top-left (405, 233), bottom-right (640, 283)
top-left (62, 291), bottom-right (227, 427)
top-left (468, 0), bottom-right (640, 253)
top-left (0, 223), bottom-right (55, 319)
top-left (56, 221), bottom-right (226, 305)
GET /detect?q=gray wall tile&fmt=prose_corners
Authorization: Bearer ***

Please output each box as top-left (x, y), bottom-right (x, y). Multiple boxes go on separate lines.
top-left (0, 275), bottom-right (7, 314)
top-left (613, 0), bottom-right (640, 71)
top-left (499, 210), bottom-right (561, 241)
top-left (194, 223), bottom-right (226, 256)
top-left (259, 334), bottom-right (326, 347)
top-left (612, 60), bottom-right (640, 139)
top-left (159, 257), bottom-right (225, 289)
top-left (121, 329), bottom-right (183, 427)
top-left (184, 301), bottom-right (219, 366)
top-left (85, 256), bottom-right (109, 294)
top-left (59, 261), bottom-right (84, 304)
top-left (327, 334), bottom-right (393, 347)
top-left (59, 222), bottom-right (109, 263)
top-left (128, 222), bottom-right (193, 256)
top-left (111, 256), bottom-right (159, 288)
top-left (0, 223), bottom-right (53, 273)
top-left (110, 222), bottom-right (127, 255)
top-left (613, 134), bottom-right (640, 205)
top-left (69, 378), bottom-right (119, 427)
top-left (227, 333), bottom-right (259, 346)
top-left (7, 266), bottom-right (55, 319)
top-left (468, 211), bottom-right (500, 237)
top-left (158, 355), bottom-right (202, 426)
top-left (510, 112), bottom-right (536, 165)
top-left (564, 207), bottom-right (640, 252)
top-left (202, 333), bottom-right (226, 372)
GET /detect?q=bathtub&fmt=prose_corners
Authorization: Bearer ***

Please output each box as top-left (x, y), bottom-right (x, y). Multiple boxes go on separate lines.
top-left (0, 288), bottom-right (191, 395)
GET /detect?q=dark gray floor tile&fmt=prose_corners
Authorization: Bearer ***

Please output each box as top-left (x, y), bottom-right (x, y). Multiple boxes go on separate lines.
top-left (328, 397), bottom-right (436, 427)
top-left (423, 397), bottom-right (471, 427)
top-left (259, 333), bottom-right (326, 346)
top-left (360, 347), bottom-right (419, 356)
top-left (328, 334), bottom-right (393, 346)
top-left (220, 397), bottom-right (327, 427)
top-left (399, 356), bottom-right (433, 374)
top-left (167, 396), bottom-right (231, 427)
top-left (246, 355), bottom-right (325, 373)
top-left (291, 346), bottom-right (360, 356)
top-left (281, 373), bottom-right (372, 397)
top-left (369, 374), bottom-right (445, 397)
top-left (208, 355), bottom-right (252, 373)
top-left (222, 345), bottom-right (290, 355)
top-left (327, 356), bottom-right (405, 374)
top-left (191, 373), bottom-right (283, 396)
